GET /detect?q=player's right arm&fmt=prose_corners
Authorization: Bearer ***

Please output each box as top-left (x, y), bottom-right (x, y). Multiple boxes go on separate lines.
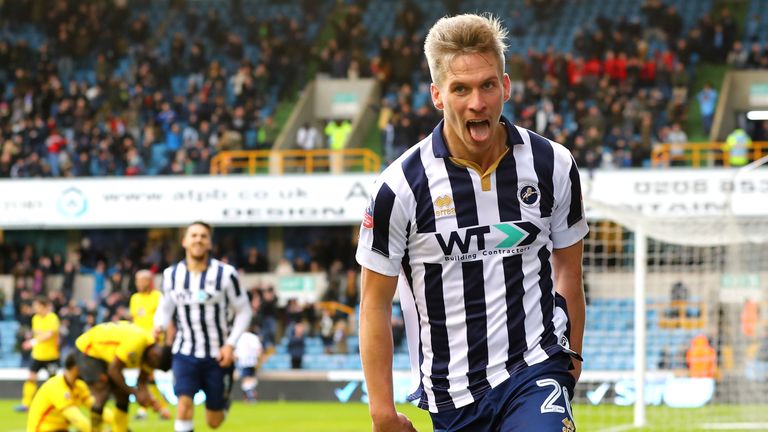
top-left (107, 357), bottom-right (136, 397)
top-left (128, 294), bottom-right (137, 321)
top-left (153, 268), bottom-right (177, 339)
top-left (61, 405), bottom-right (91, 432)
top-left (359, 267), bottom-right (416, 432)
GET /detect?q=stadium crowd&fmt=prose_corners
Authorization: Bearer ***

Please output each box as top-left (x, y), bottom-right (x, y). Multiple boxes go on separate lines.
top-left (358, 0), bottom-right (765, 167)
top-left (1, 0), bottom-right (766, 179)
top-left (0, 0), bottom-right (322, 178)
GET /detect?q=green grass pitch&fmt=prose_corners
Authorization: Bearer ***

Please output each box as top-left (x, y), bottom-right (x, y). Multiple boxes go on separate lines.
top-left (5, 400), bottom-right (767, 431)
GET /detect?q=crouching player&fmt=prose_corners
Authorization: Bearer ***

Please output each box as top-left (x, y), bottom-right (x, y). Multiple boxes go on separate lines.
top-left (75, 321), bottom-right (172, 432)
top-left (27, 352), bottom-right (117, 432)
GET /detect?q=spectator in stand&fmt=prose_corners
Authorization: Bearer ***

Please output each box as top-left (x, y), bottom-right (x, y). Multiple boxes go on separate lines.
top-left (745, 14), bottom-right (761, 43)
top-left (287, 321), bottom-right (306, 369)
top-left (724, 127), bottom-right (752, 167)
top-left (242, 247), bottom-right (269, 273)
top-left (259, 286), bottom-right (278, 349)
top-left (746, 42), bottom-right (767, 69)
top-left (319, 309), bottom-right (335, 354)
top-left (726, 41), bottom-right (749, 69)
top-left (324, 119), bottom-right (352, 151)
top-left (697, 82), bottom-right (718, 137)
top-left (663, 122), bottom-right (689, 166)
top-left (333, 320), bottom-right (349, 354)
top-left (296, 122), bottom-right (321, 151)
top-left (686, 334), bottom-right (717, 378)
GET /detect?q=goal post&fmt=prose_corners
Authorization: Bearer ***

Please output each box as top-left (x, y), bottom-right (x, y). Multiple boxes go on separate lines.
top-left (579, 162), bottom-right (768, 430)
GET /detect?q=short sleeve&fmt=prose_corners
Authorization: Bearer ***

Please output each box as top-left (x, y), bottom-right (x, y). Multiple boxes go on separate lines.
top-left (356, 179), bottom-right (411, 276)
top-left (551, 155), bottom-right (589, 249)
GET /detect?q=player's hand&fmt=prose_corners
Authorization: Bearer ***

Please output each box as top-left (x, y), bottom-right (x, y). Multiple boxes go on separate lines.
top-left (135, 387), bottom-right (155, 407)
top-left (570, 358), bottom-right (583, 383)
top-left (372, 412), bottom-right (417, 432)
top-left (153, 326), bottom-right (165, 343)
top-left (217, 344), bottom-right (235, 367)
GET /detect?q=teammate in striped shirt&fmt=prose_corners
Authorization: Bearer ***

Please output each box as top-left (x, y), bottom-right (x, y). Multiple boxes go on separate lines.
top-left (356, 14), bottom-right (588, 431)
top-left (154, 221), bottom-right (252, 432)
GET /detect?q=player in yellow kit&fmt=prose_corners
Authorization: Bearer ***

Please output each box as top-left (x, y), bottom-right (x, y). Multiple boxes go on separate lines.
top-left (26, 352), bottom-right (118, 432)
top-left (75, 321), bottom-right (172, 432)
top-left (18, 297), bottom-right (60, 412)
top-left (129, 269), bottom-right (171, 420)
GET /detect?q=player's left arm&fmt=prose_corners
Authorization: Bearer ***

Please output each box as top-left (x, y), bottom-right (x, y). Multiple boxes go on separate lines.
top-left (106, 357), bottom-right (136, 397)
top-left (33, 330), bottom-right (55, 341)
top-left (61, 405), bottom-right (92, 432)
top-left (33, 315), bottom-right (60, 342)
top-left (134, 367), bottom-right (157, 408)
top-left (551, 152), bottom-right (589, 382)
top-left (153, 270), bottom-right (177, 340)
top-left (220, 269), bottom-right (253, 367)
top-left (553, 240), bottom-right (585, 382)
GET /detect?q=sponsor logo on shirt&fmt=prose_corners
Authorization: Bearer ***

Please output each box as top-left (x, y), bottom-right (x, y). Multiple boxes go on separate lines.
top-left (362, 197), bottom-right (374, 229)
top-left (433, 195), bottom-right (456, 218)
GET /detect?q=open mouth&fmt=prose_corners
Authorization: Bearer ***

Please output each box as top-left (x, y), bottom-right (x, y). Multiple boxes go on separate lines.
top-left (466, 119), bottom-right (491, 141)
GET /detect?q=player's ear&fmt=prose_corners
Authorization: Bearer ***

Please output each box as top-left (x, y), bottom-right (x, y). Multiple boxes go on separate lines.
top-left (431, 83), bottom-right (444, 110)
top-left (502, 73), bottom-right (511, 102)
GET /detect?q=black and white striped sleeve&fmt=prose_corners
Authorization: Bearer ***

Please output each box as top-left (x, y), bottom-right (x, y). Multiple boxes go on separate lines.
top-left (223, 266), bottom-right (252, 347)
top-left (154, 265), bottom-right (178, 330)
top-left (551, 149), bottom-right (589, 249)
top-left (356, 177), bottom-right (411, 277)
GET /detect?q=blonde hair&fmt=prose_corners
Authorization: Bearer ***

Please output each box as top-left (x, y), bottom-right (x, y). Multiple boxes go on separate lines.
top-left (423, 13), bottom-right (508, 85)
top-left (135, 269), bottom-right (152, 279)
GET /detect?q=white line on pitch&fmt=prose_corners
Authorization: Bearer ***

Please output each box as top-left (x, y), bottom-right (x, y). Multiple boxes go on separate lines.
top-left (700, 423), bottom-right (768, 430)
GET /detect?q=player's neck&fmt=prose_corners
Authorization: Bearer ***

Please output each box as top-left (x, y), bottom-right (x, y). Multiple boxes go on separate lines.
top-left (63, 371), bottom-right (77, 388)
top-left (185, 255), bottom-right (209, 272)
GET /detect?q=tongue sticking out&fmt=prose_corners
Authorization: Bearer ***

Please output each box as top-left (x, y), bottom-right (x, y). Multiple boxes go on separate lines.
top-left (468, 120), bottom-right (491, 142)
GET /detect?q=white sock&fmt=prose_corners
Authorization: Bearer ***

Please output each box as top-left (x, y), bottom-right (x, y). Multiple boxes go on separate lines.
top-left (175, 419), bottom-right (194, 432)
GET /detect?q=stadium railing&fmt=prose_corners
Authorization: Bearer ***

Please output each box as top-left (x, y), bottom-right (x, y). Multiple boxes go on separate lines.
top-left (210, 149), bottom-right (381, 175)
top-left (651, 141), bottom-right (768, 167)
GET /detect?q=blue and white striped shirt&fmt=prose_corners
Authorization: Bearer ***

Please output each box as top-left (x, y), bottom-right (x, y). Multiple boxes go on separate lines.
top-left (356, 116), bottom-right (588, 412)
top-left (155, 258), bottom-right (252, 359)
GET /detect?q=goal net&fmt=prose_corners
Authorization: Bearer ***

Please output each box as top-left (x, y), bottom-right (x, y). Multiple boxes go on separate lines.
top-left (579, 162), bottom-right (768, 431)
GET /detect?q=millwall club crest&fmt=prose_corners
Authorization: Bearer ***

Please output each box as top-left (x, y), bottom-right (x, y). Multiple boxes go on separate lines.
top-left (362, 197), bottom-right (374, 229)
top-left (518, 183), bottom-right (540, 207)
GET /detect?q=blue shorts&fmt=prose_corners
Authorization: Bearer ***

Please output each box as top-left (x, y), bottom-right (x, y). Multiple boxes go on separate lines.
top-left (172, 354), bottom-right (234, 411)
top-left (430, 353), bottom-right (577, 432)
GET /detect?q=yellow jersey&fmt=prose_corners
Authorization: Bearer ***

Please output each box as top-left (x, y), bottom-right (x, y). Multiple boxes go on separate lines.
top-left (26, 374), bottom-right (92, 432)
top-left (129, 290), bottom-right (161, 333)
top-left (31, 312), bottom-right (60, 361)
top-left (75, 321), bottom-right (154, 369)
